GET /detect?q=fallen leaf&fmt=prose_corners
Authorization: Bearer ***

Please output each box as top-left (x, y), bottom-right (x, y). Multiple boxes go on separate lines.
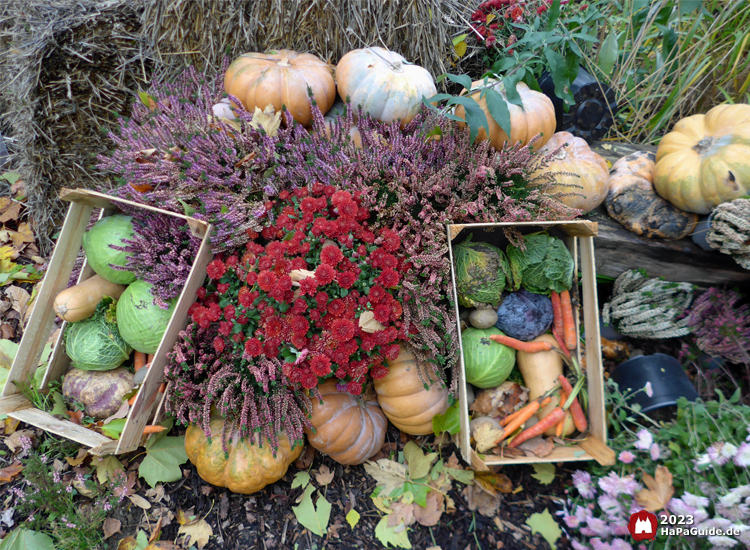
top-left (388, 500), bottom-right (416, 529)
top-left (0, 199), bottom-right (21, 223)
top-left (248, 105), bottom-right (282, 137)
top-left (294, 445), bottom-right (315, 469)
top-left (103, 518), bottom-right (121, 540)
top-left (66, 410), bottom-right (84, 425)
top-left (102, 401), bottom-right (130, 425)
top-left (5, 286), bottom-right (30, 318)
top-left (65, 447), bottom-right (88, 467)
top-left (363, 459), bottom-right (409, 497)
top-left (470, 382), bottom-right (528, 417)
top-left (4, 416), bottom-right (20, 435)
top-left (10, 223), bottom-right (34, 248)
top-left (128, 494), bottom-right (152, 510)
top-left (4, 429), bottom-right (34, 453)
top-left (314, 464), bottom-right (334, 486)
top-left (148, 516), bottom-right (163, 543)
top-left (474, 471), bottom-right (513, 496)
top-left (403, 440), bottom-right (438, 480)
top-left (116, 535), bottom-right (139, 550)
top-left (530, 463), bottom-right (556, 485)
top-left (446, 453), bottom-right (462, 469)
top-left (0, 462), bottom-right (23, 483)
top-left (94, 455), bottom-right (125, 484)
top-left (292, 485), bottom-right (331, 537)
top-left (200, 485), bottom-right (213, 496)
top-left (327, 519), bottom-right (344, 538)
top-left (462, 484), bottom-right (501, 517)
top-left (1, 508), bottom-right (13, 528)
top-left (0, 323), bottom-right (13, 340)
top-left (144, 484), bottom-right (165, 503)
top-left (375, 515), bottom-right (411, 549)
top-left (636, 466), bottom-right (674, 512)
top-left (518, 436), bottom-right (555, 458)
top-left (359, 310), bottom-right (387, 333)
top-left (72, 478), bottom-right (95, 498)
top-left (0, 528), bottom-right (56, 550)
top-left (139, 435), bottom-right (188, 487)
top-left (413, 490), bottom-right (444, 526)
top-left (526, 508), bottom-right (562, 549)
top-left (346, 508), bottom-right (360, 528)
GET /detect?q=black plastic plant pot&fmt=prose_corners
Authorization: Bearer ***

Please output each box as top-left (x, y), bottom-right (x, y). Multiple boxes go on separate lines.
top-left (538, 66), bottom-right (618, 142)
top-left (609, 353), bottom-right (699, 414)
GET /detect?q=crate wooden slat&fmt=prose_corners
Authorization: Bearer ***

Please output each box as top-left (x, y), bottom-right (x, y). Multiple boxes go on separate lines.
top-left (0, 188), bottom-right (213, 454)
top-left (448, 220), bottom-right (615, 469)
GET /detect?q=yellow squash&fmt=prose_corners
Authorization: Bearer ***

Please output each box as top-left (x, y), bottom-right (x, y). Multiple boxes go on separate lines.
top-left (53, 275), bottom-right (126, 322)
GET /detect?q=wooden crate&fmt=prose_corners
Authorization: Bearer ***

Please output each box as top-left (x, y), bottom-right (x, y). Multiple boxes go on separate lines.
top-left (447, 220), bottom-right (615, 470)
top-left (0, 188), bottom-right (213, 455)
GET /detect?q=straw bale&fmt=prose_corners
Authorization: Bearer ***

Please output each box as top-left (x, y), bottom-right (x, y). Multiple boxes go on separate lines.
top-left (140, 0), bottom-right (480, 83)
top-left (0, 0), bottom-right (150, 253)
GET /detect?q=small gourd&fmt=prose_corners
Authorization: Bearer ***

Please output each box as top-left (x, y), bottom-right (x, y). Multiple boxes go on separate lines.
top-left (53, 275), bottom-right (126, 322)
top-left (468, 308), bottom-right (498, 329)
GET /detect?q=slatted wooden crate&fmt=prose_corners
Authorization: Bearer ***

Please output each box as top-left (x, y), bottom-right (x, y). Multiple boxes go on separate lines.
top-left (0, 188), bottom-right (212, 455)
top-left (447, 220), bottom-right (615, 470)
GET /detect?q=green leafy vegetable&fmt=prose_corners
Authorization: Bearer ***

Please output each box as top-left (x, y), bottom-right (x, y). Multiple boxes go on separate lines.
top-left (64, 297), bottom-right (132, 371)
top-left (454, 236), bottom-right (512, 307)
top-left (506, 234), bottom-right (574, 295)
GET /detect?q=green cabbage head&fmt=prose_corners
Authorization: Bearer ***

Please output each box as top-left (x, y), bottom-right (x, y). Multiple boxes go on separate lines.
top-left (454, 236), bottom-right (512, 308)
top-left (64, 296), bottom-right (132, 371)
top-left (461, 327), bottom-right (516, 388)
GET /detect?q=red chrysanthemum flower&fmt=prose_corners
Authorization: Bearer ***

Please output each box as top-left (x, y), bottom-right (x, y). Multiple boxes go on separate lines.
top-left (309, 354), bottom-right (332, 377)
top-left (327, 299), bottom-right (346, 317)
top-left (190, 305), bottom-right (205, 324)
top-left (330, 318), bottom-right (355, 342)
top-left (361, 334), bottom-right (376, 352)
top-left (225, 255), bottom-right (239, 268)
top-left (256, 300), bottom-right (267, 311)
top-left (257, 270), bottom-right (277, 292)
top-left (291, 257), bottom-right (308, 271)
top-left (206, 259), bottom-right (226, 280)
top-left (315, 291), bottom-right (329, 308)
top-left (236, 315), bottom-right (248, 325)
top-left (246, 271), bottom-right (258, 286)
top-left (216, 283), bottom-right (230, 295)
top-left (213, 337), bottom-right (225, 353)
top-left (376, 268), bottom-right (400, 288)
top-left (383, 343), bottom-right (401, 361)
top-left (380, 229), bottom-right (401, 253)
top-left (302, 372), bottom-right (319, 390)
top-left (371, 364), bottom-right (389, 380)
top-left (309, 309), bottom-right (321, 321)
top-left (373, 303), bottom-right (391, 324)
top-left (206, 302), bottom-right (222, 323)
top-left (291, 333), bottom-right (307, 349)
top-left (368, 285), bottom-right (387, 304)
top-left (339, 199), bottom-right (359, 218)
top-left (264, 316), bottom-right (283, 338)
top-left (346, 381), bottom-right (363, 396)
top-left (290, 315), bottom-right (309, 336)
top-left (300, 196), bottom-right (319, 213)
top-left (331, 348), bottom-right (351, 365)
top-left (320, 245), bottom-right (343, 266)
top-left (195, 287), bottom-right (206, 300)
top-left (336, 271), bottom-right (357, 289)
top-left (331, 190), bottom-right (352, 207)
top-left (244, 338), bottom-right (263, 357)
top-left (390, 300), bottom-right (403, 321)
top-left (263, 337), bottom-right (280, 358)
top-left (232, 333), bottom-right (243, 343)
top-left (291, 299), bottom-right (308, 315)
top-left (315, 264), bottom-right (335, 286)
top-left (275, 274), bottom-right (292, 292)
top-left (223, 304), bottom-right (235, 320)
top-left (265, 241), bottom-right (285, 259)
top-left (299, 277), bottom-right (319, 296)
top-left (218, 321), bottom-right (232, 336)
top-left (258, 256), bottom-right (273, 271)
top-left (311, 217), bottom-right (327, 237)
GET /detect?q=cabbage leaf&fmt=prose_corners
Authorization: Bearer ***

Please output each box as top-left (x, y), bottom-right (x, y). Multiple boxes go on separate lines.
top-left (64, 296), bottom-right (132, 371)
top-left (506, 234), bottom-right (574, 295)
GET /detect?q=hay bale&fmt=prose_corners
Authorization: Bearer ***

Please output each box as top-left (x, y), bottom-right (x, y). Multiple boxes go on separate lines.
top-left (140, 0), bottom-right (479, 82)
top-left (0, 0), bottom-right (150, 252)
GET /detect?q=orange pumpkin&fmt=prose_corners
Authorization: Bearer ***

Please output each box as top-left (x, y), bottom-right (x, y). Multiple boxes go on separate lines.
top-left (373, 344), bottom-right (449, 435)
top-left (336, 47), bottom-right (437, 127)
top-left (305, 379), bottom-right (387, 465)
top-left (531, 131), bottom-right (610, 212)
top-left (454, 80), bottom-right (556, 151)
top-left (224, 50), bottom-right (336, 127)
top-left (185, 417), bottom-right (302, 494)
top-left (654, 104), bottom-right (750, 214)
top-left (605, 151), bottom-right (699, 240)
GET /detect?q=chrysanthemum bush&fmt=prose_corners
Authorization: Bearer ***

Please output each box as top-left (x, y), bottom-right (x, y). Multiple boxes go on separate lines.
top-left (165, 185), bottom-right (412, 448)
top-left (560, 380), bottom-right (750, 549)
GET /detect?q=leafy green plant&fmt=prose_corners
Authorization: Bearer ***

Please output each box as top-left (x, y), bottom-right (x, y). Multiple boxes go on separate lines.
top-left (291, 472), bottom-right (332, 537)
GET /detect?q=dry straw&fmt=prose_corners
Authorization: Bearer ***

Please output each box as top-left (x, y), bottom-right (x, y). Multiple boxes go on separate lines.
top-left (0, 0), bottom-right (479, 251)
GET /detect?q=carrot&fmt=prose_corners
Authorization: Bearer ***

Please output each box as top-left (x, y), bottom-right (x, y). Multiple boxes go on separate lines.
top-left (128, 393), bottom-right (138, 406)
top-left (550, 290), bottom-right (564, 336)
top-left (552, 326), bottom-right (571, 358)
top-left (555, 390), bottom-right (567, 437)
top-left (509, 407), bottom-right (565, 448)
top-left (499, 397), bottom-right (552, 427)
top-left (559, 290), bottom-right (577, 350)
top-left (558, 375), bottom-right (588, 432)
top-left (496, 400), bottom-right (540, 443)
top-left (147, 354), bottom-right (155, 365)
top-left (134, 351), bottom-right (147, 372)
top-left (158, 383), bottom-right (167, 393)
top-left (489, 334), bottom-right (552, 353)
top-left (142, 425), bottom-right (167, 435)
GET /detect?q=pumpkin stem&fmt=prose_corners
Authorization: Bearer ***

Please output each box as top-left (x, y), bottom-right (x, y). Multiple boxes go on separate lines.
top-left (693, 136), bottom-right (715, 155)
top-left (389, 59), bottom-right (404, 73)
top-left (278, 58), bottom-right (291, 67)
top-left (552, 148), bottom-right (568, 161)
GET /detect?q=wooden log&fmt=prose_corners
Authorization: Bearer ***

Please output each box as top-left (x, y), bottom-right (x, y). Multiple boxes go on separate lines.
top-left (587, 142), bottom-right (750, 286)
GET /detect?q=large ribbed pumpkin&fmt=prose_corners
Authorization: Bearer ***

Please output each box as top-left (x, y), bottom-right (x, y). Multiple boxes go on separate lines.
top-left (454, 80), bottom-right (555, 151)
top-left (305, 380), bottom-right (387, 465)
top-left (654, 104), bottom-right (750, 214)
top-left (373, 344), bottom-right (449, 435)
top-left (224, 50), bottom-right (336, 127)
top-left (185, 417), bottom-right (302, 494)
top-left (335, 47), bottom-right (437, 127)
top-left (531, 131), bottom-right (610, 212)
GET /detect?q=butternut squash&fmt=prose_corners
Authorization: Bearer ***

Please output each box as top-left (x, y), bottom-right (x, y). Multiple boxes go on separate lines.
top-left (53, 275), bottom-right (127, 322)
top-left (516, 334), bottom-right (574, 436)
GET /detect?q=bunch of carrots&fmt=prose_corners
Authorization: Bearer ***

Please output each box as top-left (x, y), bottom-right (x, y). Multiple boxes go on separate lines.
top-left (486, 289), bottom-right (586, 447)
top-left (130, 351), bottom-right (167, 436)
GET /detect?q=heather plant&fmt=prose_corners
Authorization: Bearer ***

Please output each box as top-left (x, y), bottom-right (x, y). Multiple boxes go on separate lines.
top-left (165, 186), bottom-right (411, 450)
top-left (685, 287), bottom-right (750, 366)
top-left (560, 381), bottom-right (750, 549)
top-left (110, 207), bottom-right (203, 308)
top-left (8, 435), bottom-right (125, 550)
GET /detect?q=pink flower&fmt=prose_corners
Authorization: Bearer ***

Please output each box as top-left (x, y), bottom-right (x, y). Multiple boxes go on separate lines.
top-left (650, 443), bottom-right (661, 461)
top-left (634, 429), bottom-right (653, 450)
top-left (598, 472), bottom-right (639, 497)
top-left (572, 470), bottom-right (596, 499)
top-left (618, 450), bottom-right (635, 464)
top-left (644, 381), bottom-right (653, 398)
top-left (734, 442), bottom-right (750, 467)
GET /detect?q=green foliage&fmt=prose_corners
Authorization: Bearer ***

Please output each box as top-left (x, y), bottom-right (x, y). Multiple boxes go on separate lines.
top-left (0, 529), bottom-right (56, 550)
top-left (432, 399), bottom-right (461, 435)
top-left (506, 233), bottom-right (574, 295)
top-left (526, 509), bottom-right (562, 549)
top-left (454, 237), bottom-right (511, 308)
top-left (531, 463), bottom-right (556, 485)
top-left (292, 484), bottom-right (332, 537)
top-left (64, 297), bottom-right (132, 371)
top-left (138, 426), bottom-right (188, 487)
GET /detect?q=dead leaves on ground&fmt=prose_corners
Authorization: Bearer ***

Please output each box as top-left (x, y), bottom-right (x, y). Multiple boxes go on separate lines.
top-left (636, 465), bottom-right (674, 512)
top-left (176, 510), bottom-right (213, 549)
